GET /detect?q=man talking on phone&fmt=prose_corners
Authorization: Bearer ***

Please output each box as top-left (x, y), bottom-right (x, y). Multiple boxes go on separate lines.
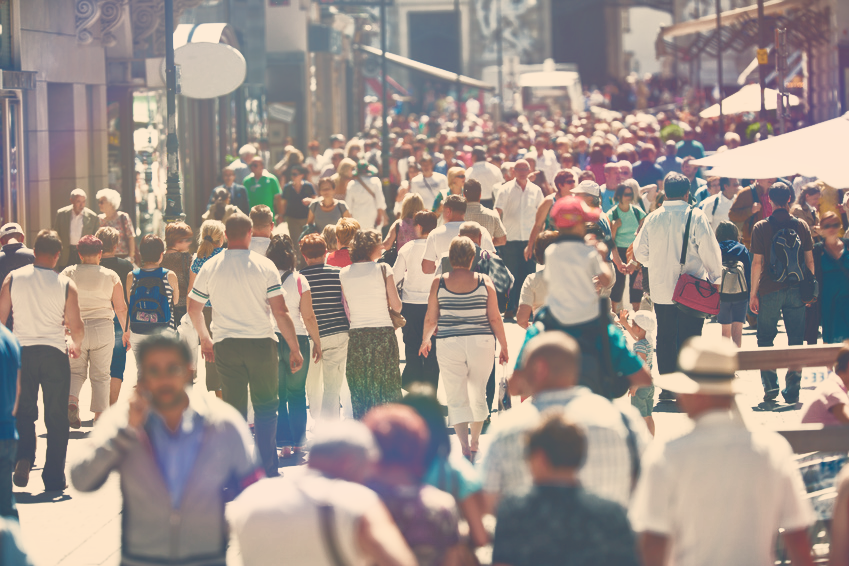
top-left (70, 334), bottom-right (262, 566)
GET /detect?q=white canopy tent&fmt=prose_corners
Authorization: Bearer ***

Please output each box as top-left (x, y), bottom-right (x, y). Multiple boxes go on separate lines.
top-left (693, 113), bottom-right (849, 188)
top-left (699, 84), bottom-right (800, 118)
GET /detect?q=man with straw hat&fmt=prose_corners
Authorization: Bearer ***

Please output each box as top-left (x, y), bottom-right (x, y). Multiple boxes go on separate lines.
top-left (629, 336), bottom-right (815, 566)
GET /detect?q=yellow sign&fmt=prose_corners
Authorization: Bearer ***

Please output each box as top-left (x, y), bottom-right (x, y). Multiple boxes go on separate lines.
top-left (757, 49), bottom-right (769, 65)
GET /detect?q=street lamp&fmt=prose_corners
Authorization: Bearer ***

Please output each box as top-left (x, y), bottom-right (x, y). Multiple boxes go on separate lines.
top-left (163, 0), bottom-right (184, 222)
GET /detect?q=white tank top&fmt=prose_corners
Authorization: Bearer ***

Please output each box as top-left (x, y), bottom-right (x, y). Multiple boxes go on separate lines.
top-left (10, 265), bottom-right (69, 352)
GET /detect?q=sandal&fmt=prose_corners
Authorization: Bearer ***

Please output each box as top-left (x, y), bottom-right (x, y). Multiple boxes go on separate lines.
top-left (68, 403), bottom-right (81, 429)
top-left (279, 446), bottom-right (293, 459)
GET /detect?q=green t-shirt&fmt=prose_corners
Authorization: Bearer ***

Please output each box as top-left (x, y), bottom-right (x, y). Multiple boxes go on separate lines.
top-left (244, 175), bottom-right (282, 210)
top-left (610, 204), bottom-right (645, 248)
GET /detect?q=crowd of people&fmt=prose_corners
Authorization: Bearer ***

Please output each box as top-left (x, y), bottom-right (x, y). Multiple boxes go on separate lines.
top-left (0, 104), bottom-right (848, 566)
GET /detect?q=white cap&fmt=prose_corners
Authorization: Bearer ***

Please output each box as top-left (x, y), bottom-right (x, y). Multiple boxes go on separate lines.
top-left (572, 180), bottom-right (600, 197)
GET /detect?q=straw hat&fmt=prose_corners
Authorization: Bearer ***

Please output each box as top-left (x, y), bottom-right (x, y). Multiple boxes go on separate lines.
top-left (654, 336), bottom-right (740, 395)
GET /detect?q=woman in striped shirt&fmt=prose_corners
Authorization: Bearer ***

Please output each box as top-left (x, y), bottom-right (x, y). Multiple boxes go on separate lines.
top-left (420, 236), bottom-right (509, 462)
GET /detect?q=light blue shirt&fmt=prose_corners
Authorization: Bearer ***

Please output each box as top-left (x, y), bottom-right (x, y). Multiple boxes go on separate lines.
top-left (147, 406), bottom-right (205, 507)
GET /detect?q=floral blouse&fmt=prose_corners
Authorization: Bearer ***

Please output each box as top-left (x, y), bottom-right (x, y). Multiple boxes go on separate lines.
top-left (99, 212), bottom-right (136, 258)
top-left (191, 247), bottom-right (224, 307)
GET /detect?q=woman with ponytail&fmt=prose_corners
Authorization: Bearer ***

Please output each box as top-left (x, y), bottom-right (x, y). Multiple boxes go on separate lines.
top-left (188, 220), bottom-right (226, 396)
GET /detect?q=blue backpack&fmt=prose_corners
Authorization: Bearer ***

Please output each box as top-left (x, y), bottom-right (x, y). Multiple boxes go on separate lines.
top-left (128, 268), bottom-right (172, 333)
top-left (768, 217), bottom-right (805, 284)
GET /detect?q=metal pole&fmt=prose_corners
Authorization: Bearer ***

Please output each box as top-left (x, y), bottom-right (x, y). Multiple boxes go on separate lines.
top-left (380, 0), bottom-right (389, 187)
top-left (496, 0), bottom-right (503, 122)
top-left (716, 0), bottom-right (723, 147)
top-left (757, 0), bottom-right (768, 140)
top-left (455, 0), bottom-right (463, 132)
top-left (163, 0), bottom-right (183, 222)
top-left (775, 27), bottom-right (786, 135)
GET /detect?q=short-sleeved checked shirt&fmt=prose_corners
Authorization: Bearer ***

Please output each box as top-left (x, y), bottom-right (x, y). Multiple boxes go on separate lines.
top-left (465, 202), bottom-right (507, 241)
top-left (481, 387), bottom-right (650, 507)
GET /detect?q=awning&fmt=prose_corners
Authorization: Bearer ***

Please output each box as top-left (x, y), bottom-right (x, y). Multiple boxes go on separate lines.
top-left (356, 45), bottom-right (495, 92)
top-left (518, 71), bottom-right (580, 88)
top-left (699, 84), bottom-right (800, 118)
top-left (660, 0), bottom-right (808, 39)
top-left (693, 113), bottom-right (849, 188)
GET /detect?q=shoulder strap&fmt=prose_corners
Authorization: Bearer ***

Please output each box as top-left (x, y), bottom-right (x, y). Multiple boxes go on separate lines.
top-left (712, 196), bottom-right (720, 215)
top-left (282, 270), bottom-right (293, 284)
top-left (318, 505), bottom-right (349, 566)
top-left (679, 207), bottom-right (694, 267)
top-left (356, 177), bottom-right (376, 200)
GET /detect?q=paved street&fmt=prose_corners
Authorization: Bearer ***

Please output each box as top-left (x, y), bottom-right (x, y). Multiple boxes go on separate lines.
top-left (15, 316), bottom-right (821, 566)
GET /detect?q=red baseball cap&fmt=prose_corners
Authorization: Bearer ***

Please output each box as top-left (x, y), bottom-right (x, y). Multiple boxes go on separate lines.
top-left (550, 196), bottom-right (600, 229)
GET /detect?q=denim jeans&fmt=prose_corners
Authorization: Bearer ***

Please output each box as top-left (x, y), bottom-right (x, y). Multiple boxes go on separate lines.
top-left (501, 241), bottom-right (537, 312)
top-left (18, 346), bottom-right (70, 489)
top-left (276, 334), bottom-right (310, 448)
top-left (757, 286), bottom-right (805, 400)
top-left (110, 315), bottom-right (127, 380)
top-left (0, 439), bottom-right (17, 519)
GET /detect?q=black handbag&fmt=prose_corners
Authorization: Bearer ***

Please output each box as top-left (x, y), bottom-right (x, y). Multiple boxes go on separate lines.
top-left (378, 223), bottom-right (399, 266)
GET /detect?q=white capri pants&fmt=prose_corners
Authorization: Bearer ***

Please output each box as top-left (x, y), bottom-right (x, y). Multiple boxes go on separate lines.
top-left (437, 334), bottom-right (495, 425)
top-left (305, 332), bottom-right (351, 420)
top-left (69, 318), bottom-right (115, 413)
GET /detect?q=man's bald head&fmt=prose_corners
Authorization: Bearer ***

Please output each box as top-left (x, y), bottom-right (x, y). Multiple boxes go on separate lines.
top-left (518, 331), bottom-right (581, 394)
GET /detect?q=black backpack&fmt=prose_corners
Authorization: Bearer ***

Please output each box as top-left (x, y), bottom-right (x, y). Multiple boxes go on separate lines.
top-left (768, 216), bottom-right (805, 284)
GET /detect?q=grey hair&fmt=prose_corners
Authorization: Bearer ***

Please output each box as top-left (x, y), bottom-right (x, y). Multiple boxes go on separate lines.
top-left (70, 188), bottom-right (87, 199)
top-left (238, 144), bottom-right (256, 158)
top-left (95, 188), bottom-right (121, 210)
top-left (458, 221), bottom-right (482, 240)
top-left (590, 195), bottom-right (601, 208)
top-left (309, 420), bottom-right (379, 465)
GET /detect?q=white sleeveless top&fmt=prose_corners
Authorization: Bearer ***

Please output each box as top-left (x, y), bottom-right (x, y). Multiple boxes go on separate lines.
top-left (10, 265), bottom-right (69, 352)
top-left (339, 262), bottom-right (392, 330)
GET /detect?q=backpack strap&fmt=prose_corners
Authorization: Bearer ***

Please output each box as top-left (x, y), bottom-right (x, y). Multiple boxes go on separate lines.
top-left (712, 196), bottom-right (720, 216)
top-left (619, 410), bottom-right (641, 491)
top-left (318, 505), bottom-right (349, 566)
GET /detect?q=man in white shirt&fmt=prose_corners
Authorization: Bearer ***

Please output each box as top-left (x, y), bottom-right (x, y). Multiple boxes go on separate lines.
top-left (228, 421), bottom-right (415, 566)
top-left (421, 195), bottom-right (496, 274)
top-left (700, 177), bottom-right (739, 231)
top-left (248, 205), bottom-right (274, 256)
top-left (630, 336), bottom-right (815, 566)
top-left (466, 146), bottom-right (504, 209)
top-left (188, 214), bottom-right (303, 477)
top-left (53, 188), bottom-right (100, 269)
top-left (633, 172), bottom-right (722, 400)
top-left (408, 154), bottom-right (448, 211)
top-left (495, 159), bottom-right (544, 320)
top-left (482, 331), bottom-right (650, 512)
top-left (0, 230), bottom-right (84, 492)
top-left (531, 134), bottom-right (560, 193)
top-left (345, 164), bottom-right (387, 229)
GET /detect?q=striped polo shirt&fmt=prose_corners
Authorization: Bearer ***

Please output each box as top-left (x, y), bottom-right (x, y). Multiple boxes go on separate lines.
top-left (299, 263), bottom-right (350, 337)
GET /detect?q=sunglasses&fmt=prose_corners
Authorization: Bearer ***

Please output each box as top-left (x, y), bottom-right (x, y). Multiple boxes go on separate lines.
top-left (250, 163), bottom-right (261, 168)
top-left (623, 192), bottom-right (633, 197)
top-left (821, 223), bottom-right (841, 230)
top-left (563, 179), bottom-right (575, 184)
top-left (456, 175), bottom-right (466, 179)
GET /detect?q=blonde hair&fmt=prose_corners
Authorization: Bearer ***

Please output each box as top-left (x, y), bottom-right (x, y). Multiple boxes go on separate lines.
top-left (335, 217), bottom-right (361, 247)
top-left (321, 224), bottom-right (338, 251)
top-left (337, 158), bottom-right (357, 179)
top-left (448, 236), bottom-right (475, 269)
top-left (447, 167), bottom-right (466, 189)
top-left (197, 220), bottom-right (225, 259)
top-left (95, 226), bottom-right (119, 253)
top-left (400, 192), bottom-right (425, 220)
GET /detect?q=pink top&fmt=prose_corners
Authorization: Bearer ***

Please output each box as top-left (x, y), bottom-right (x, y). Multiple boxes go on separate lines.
top-left (800, 373), bottom-right (849, 426)
top-left (326, 248), bottom-right (352, 268)
top-left (396, 218), bottom-right (418, 251)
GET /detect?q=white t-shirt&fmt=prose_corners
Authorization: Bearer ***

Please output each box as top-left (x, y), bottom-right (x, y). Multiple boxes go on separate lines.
top-left (466, 162), bottom-right (504, 201)
top-left (339, 262), bottom-right (392, 330)
top-left (544, 240), bottom-right (605, 325)
top-left (422, 221), bottom-right (496, 265)
top-left (393, 239), bottom-right (432, 305)
top-left (409, 173), bottom-right (448, 210)
top-left (228, 471), bottom-right (379, 566)
top-left (700, 192), bottom-right (736, 231)
top-left (249, 236), bottom-right (271, 257)
top-left (61, 264), bottom-right (119, 321)
top-left (345, 177), bottom-right (386, 229)
top-left (279, 270), bottom-right (310, 336)
top-left (188, 249), bottom-right (284, 343)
